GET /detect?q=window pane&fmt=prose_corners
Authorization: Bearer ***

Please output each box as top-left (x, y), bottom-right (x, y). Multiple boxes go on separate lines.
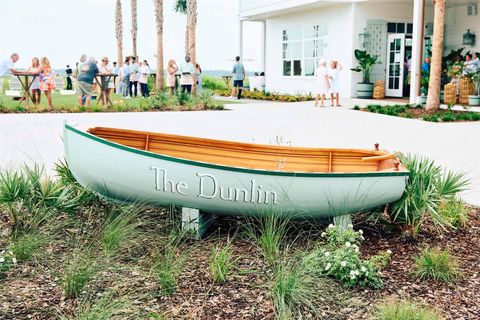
top-left (319, 25), bottom-right (327, 36)
top-left (305, 59), bottom-right (315, 76)
top-left (283, 61), bottom-right (291, 76)
top-left (407, 23), bottom-right (413, 34)
top-left (293, 60), bottom-right (302, 76)
top-left (397, 23), bottom-right (405, 33)
top-left (282, 30), bottom-right (288, 41)
top-left (304, 40), bottom-right (315, 58)
top-left (291, 27), bottom-right (302, 40)
top-left (292, 42), bottom-right (302, 59)
top-left (387, 23), bottom-right (396, 33)
top-left (283, 43), bottom-right (291, 59)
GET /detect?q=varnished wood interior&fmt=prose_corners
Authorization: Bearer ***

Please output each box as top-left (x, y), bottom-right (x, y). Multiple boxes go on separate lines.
top-left (87, 127), bottom-right (401, 173)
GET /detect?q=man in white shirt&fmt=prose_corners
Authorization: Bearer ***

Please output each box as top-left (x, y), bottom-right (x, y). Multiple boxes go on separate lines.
top-left (0, 53), bottom-right (20, 92)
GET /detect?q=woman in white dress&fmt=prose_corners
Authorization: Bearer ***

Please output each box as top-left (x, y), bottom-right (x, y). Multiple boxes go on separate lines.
top-left (328, 60), bottom-right (343, 106)
top-left (315, 60), bottom-right (329, 107)
top-left (98, 56), bottom-right (113, 106)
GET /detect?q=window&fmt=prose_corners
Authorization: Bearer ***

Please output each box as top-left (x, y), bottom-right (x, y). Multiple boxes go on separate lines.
top-left (387, 22), bottom-right (413, 35)
top-left (282, 24), bottom-right (328, 77)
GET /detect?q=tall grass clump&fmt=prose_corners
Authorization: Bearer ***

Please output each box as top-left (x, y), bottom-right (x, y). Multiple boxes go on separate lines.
top-left (414, 247), bottom-right (460, 282)
top-left (10, 230), bottom-right (50, 262)
top-left (210, 241), bottom-right (235, 283)
top-left (377, 299), bottom-right (444, 320)
top-left (62, 247), bottom-right (99, 299)
top-left (390, 154), bottom-right (469, 237)
top-left (59, 292), bottom-right (126, 320)
top-left (437, 197), bottom-right (469, 228)
top-left (101, 205), bottom-right (142, 256)
top-left (247, 213), bottom-right (291, 266)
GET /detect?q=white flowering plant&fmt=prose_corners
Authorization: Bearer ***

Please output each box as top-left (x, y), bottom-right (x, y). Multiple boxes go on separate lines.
top-left (304, 224), bottom-right (382, 289)
top-left (0, 250), bottom-right (17, 277)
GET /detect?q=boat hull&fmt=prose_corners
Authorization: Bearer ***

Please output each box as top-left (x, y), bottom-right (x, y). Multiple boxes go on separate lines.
top-left (64, 124), bottom-right (408, 218)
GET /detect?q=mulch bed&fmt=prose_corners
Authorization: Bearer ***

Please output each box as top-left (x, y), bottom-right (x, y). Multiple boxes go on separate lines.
top-left (0, 209), bottom-right (479, 319)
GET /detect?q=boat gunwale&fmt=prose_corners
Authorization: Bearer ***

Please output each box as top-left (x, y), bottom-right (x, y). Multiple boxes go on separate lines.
top-left (65, 124), bottom-right (410, 178)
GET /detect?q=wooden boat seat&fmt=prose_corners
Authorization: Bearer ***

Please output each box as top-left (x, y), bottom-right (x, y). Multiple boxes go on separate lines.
top-left (87, 127), bottom-right (399, 173)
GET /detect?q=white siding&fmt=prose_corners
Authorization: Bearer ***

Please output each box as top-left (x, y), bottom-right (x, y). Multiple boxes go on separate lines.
top-left (264, 4), bottom-right (355, 97)
top-left (444, 4), bottom-right (480, 53)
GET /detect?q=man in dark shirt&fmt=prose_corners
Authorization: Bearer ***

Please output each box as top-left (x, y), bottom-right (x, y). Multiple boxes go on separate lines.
top-left (66, 65), bottom-right (73, 90)
top-left (77, 57), bottom-right (99, 107)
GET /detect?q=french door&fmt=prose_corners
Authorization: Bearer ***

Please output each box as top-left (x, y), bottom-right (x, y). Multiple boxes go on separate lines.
top-left (385, 34), bottom-right (405, 97)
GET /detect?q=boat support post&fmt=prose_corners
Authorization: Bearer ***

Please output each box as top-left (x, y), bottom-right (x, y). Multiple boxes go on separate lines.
top-left (333, 214), bottom-right (353, 231)
top-left (181, 207), bottom-right (215, 239)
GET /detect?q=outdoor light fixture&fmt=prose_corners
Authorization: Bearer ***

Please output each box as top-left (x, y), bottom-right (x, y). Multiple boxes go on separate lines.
top-left (463, 29), bottom-right (475, 46)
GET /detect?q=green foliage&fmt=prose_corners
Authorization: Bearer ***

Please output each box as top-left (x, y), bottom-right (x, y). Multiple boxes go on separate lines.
top-left (202, 76), bottom-right (228, 90)
top-left (353, 104), bottom-right (360, 110)
top-left (248, 214), bottom-right (290, 266)
top-left (390, 154), bottom-right (469, 236)
top-left (215, 88), bottom-right (314, 102)
top-left (151, 246), bottom-right (186, 296)
top-left (209, 241), bottom-right (235, 283)
top-left (438, 198), bottom-right (469, 228)
top-left (414, 247), bottom-right (460, 282)
top-left (0, 250), bottom-right (17, 277)
top-left (60, 292), bottom-right (127, 320)
top-left (304, 224), bottom-right (383, 289)
top-left (63, 248), bottom-right (99, 299)
top-left (365, 104), bottom-right (408, 116)
top-left (368, 250), bottom-right (393, 270)
top-left (10, 230), bottom-right (50, 262)
top-left (377, 299), bottom-right (444, 320)
top-left (271, 258), bottom-right (329, 319)
top-left (351, 49), bottom-right (381, 83)
top-left (174, 0), bottom-right (187, 14)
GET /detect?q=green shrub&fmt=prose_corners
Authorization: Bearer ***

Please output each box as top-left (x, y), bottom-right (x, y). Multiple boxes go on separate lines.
top-left (202, 76), bottom-right (227, 90)
top-left (303, 224), bottom-right (383, 289)
top-left (368, 250), bottom-right (393, 269)
top-left (60, 292), bottom-right (127, 320)
top-left (414, 247), bottom-right (460, 282)
top-left (10, 230), bottom-right (49, 262)
top-left (63, 248), bottom-right (99, 299)
top-left (438, 197), bottom-right (469, 228)
top-left (0, 250), bottom-right (17, 277)
top-left (101, 205), bottom-right (142, 256)
top-left (390, 154), bottom-right (469, 236)
top-left (353, 105), bottom-right (360, 110)
top-left (377, 299), bottom-right (444, 320)
top-left (151, 246), bottom-right (186, 296)
top-left (210, 241), bottom-right (235, 283)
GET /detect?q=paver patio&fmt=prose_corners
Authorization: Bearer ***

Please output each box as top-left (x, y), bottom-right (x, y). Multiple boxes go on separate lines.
top-left (1, 99), bottom-right (479, 205)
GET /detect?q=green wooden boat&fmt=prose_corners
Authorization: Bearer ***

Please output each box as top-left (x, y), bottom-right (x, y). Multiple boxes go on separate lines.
top-left (63, 124), bottom-right (409, 218)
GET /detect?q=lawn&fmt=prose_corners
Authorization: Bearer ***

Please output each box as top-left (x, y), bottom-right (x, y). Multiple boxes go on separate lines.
top-left (0, 156), bottom-right (479, 319)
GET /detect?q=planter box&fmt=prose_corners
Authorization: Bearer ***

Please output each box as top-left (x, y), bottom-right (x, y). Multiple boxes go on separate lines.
top-left (356, 83), bottom-right (374, 99)
top-left (468, 95), bottom-right (480, 106)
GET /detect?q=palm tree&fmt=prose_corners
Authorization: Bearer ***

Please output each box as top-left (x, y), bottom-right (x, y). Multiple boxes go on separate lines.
top-left (131, 0), bottom-right (138, 59)
top-left (154, 0), bottom-right (164, 91)
top-left (187, 0), bottom-right (197, 93)
top-left (426, 0), bottom-right (446, 112)
top-left (174, 0), bottom-right (188, 56)
top-left (115, 0), bottom-right (123, 67)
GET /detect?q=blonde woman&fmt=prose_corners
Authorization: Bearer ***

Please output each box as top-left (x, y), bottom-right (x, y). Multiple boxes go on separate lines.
top-left (314, 60), bottom-right (329, 107)
top-left (38, 57), bottom-right (56, 110)
top-left (328, 60), bottom-right (343, 107)
top-left (99, 56), bottom-right (113, 106)
top-left (167, 59), bottom-right (178, 96)
top-left (28, 57), bottom-right (41, 105)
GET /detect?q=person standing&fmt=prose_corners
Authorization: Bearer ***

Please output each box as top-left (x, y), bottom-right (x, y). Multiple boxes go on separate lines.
top-left (422, 57), bottom-right (431, 73)
top-left (328, 60), bottom-right (343, 107)
top-left (76, 56), bottom-right (99, 107)
top-left (139, 60), bottom-right (151, 98)
top-left (231, 56), bottom-right (246, 99)
top-left (314, 60), bottom-right (329, 107)
top-left (167, 59), bottom-right (178, 96)
top-left (111, 61), bottom-right (119, 93)
top-left (120, 57), bottom-right (131, 98)
top-left (129, 56), bottom-right (139, 97)
top-left (180, 56), bottom-right (195, 94)
top-left (0, 53), bottom-right (19, 92)
top-left (65, 65), bottom-right (73, 90)
top-left (29, 57), bottom-right (41, 105)
top-left (98, 56), bottom-right (113, 106)
top-left (196, 63), bottom-right (202, 94)
top-left (38, 57), bottom-right (56, 111)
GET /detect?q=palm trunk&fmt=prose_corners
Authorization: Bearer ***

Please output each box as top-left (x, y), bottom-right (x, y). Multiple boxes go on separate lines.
top-left (131, 0), bottom-right (138, 59)
top-left (425, 0), bottom-right (445, 112)
top-left (187, 0), bottom-right (197, 94)
top-left (154, 0), bottom-right (164, 91)
top-left (115, 0), bottom-right (123, 67)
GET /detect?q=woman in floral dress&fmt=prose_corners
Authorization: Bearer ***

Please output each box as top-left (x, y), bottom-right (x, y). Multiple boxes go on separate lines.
top-left (38, 57), bottom-right (56, 110)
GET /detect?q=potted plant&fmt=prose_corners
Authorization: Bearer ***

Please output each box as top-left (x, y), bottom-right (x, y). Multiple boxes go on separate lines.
top-left (419, 70), bottom-right (429, 105)
top-left (466, 70), bottom-right (480, 106)
top-left (351, 49), bottom-right (380, 98)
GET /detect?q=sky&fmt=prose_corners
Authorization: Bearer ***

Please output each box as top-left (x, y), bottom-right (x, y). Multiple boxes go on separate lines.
top-left (0, 0), bottom-right (262, 71)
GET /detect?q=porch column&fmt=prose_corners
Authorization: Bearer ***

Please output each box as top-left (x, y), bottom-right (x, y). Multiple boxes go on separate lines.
top-left (410, 0), bottom-right (425, 104)
top-left (239, 19), bottom-right (244, 58)
top-left (260, 20), bottom-right (266, 73)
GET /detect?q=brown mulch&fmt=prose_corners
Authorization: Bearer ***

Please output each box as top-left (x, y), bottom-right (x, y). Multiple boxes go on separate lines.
top-left (0, 209), bottom-right (479, 319)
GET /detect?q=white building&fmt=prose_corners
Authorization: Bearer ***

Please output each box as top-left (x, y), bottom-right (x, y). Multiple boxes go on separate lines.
top-left (239, 0), bottom-right (479, 102)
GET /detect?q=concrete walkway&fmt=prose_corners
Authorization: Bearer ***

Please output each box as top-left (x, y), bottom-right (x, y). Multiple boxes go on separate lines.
top-left (1, 99), bottom-right (479, 205)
